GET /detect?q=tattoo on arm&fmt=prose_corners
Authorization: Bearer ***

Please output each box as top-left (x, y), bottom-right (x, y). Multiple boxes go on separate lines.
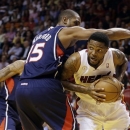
top-left (114, 50), bottom-right (121, 58)
top-left (114, 50), bottom-right (125, 65)
top-left (61, 54), bottom-right (79, 80)
top-left (113, 50), bottom-right (128, 81)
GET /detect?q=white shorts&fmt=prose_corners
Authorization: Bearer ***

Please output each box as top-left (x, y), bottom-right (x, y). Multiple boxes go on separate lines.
top-left (76, 99), bottom-right (130, 130)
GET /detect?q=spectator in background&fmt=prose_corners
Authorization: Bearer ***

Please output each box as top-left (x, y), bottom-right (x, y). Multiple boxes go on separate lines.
top-left (0, 26), bottom-right (6, 46)
top-left (103, 15), bottom-right (111, 29)
top-left (20, 26), bottom-right (28, 38)
top-left (39, 6), bottom-right (47, 20)
top-left (5, 24), bottom-right (16, 43)
top-left (29, 7), bottom-right (39, 22)
top-left (97, 21), bottom-right (103, 29)
top-left (8, 5), bottom-right (14, 16)
top-left (20, 40), bottom-right (31, 60)
top-left (123, 38), bottom-right (130, 58)
top-left (2, 10), bottom-right (10, 24)
top-left (12, 31), bottom-right (24, 44)
top-left (22, 9), bottom-right (30, 22)
top-left (0, 37), bottom-right (11, 56)
top-left (93, 3), bottom-right (105, 18)
top-left (0, 14), bottom-right (3, 26)
top-left (115, 17), bottom-right (122, 27)
top-left (27, 18), bottom-right (35, 31)
top-left (119, 5), bottom-right (130, 24)
top-left (110, 40), bottom-right (119, 49)
top-left (33, 20), bottom-right (44, 35)
top-left (109, 21), bottom-right (114, 28)
top-left (10, 9), bottom-right (21, 23)
top-left (49, 4), bottom-right (59, 21)
top-left (23, 30), bottom-right (34, 43)
top-left (8, 37), bottom-right (23, 62)
top-left (0, 54), bottom-right (9, 70)
top-left (22, 0), bottom-right (30, 10)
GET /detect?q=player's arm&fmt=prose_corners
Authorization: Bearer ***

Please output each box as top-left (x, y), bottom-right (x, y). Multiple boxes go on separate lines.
top-left (61, 52), bottom-right (86, 92)
top-left (61, 52), bottom-right (80, 80)
top-left (0, 60), bottom-right (25, 82)
top-left (58, 26), bottom-right (130, 48)
top-left (113, 49), bottom-right (128, 82)
top-left (107, 28), bottom-right (130, 40)
top-left (61, 52), bottom-right (106, 102)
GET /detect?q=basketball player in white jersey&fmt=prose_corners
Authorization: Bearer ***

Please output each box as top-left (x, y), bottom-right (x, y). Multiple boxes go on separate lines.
top-left (61, 32), bottom-right (130, 130)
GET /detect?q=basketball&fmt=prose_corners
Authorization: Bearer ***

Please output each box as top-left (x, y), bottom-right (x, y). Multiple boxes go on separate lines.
top-left (94, 76), bottom-right (123, 103)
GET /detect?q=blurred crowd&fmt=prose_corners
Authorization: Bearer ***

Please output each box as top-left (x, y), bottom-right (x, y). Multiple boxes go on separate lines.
top-left (0, 0), bottom-right (130, 129)
top-left (0, 0), bottom-right (130, 63)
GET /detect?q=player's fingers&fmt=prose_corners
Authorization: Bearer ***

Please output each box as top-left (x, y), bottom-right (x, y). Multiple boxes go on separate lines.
top-left (93, 91), bottom-right (106, 98)
top-left (90, 80), bottom-right (100, 88)
top-left (93, 79), bottom-right (100, 84)
top-left (93, 95), bottom-right (106, 102)
top-left (89, 80), bottom-right (100, 89)
top-left (91, 88), bottom-right (105, 92)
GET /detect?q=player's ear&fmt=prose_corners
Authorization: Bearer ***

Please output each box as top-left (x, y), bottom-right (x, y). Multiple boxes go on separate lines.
top-left (105, 47), bottom-right (109, 53)
top-left (62, 16), bottom-right (68, 25)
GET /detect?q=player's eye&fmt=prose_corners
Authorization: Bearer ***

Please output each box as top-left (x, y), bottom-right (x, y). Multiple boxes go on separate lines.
top-left (89, 47), bottom-right (93, 50)
top-left (98, 49), bottom-right (102, 52)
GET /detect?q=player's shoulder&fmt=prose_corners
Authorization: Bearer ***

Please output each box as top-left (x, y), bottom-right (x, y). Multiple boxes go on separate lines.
top-left (109, 47), bottom-right (118, 52)
top-left (68, 51), bottom-right (80, 61)
top-left (110, 48), bottom-right (126, 65)
top-left (78, 49), bottom-right (87, 54)
top-left (109, 47), bottom-right (124, 56)
top-left (70, 49), bottom-right (87, 60)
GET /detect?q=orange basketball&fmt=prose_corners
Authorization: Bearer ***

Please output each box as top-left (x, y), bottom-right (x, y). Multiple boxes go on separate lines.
top-left (94, 76), bottom-right (122, 103)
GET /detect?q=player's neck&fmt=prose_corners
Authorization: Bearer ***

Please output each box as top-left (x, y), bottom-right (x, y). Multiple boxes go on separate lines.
top-left (88, 58), bottom-right (103, 69)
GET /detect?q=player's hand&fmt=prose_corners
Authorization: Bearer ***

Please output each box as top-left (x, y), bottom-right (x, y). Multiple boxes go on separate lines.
top-left (87, 80), bottom-right (106, 102)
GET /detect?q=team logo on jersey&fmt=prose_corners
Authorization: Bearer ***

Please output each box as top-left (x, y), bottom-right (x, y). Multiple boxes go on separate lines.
top-left (80, 71), bottom-right (112, 83)
top-left (82, 66), bottom-right (87, 70)
top-left (106, 63), bottom-right (109, 68)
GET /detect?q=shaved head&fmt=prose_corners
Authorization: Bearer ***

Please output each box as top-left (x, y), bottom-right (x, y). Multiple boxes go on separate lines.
top-left (57, 9), bottom-right (81, 27)
top-left (58, 9), bottom-right (80, 22)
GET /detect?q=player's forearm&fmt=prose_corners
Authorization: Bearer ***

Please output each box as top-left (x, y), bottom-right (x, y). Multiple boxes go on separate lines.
top-left (61, 81), bottom-right (89, 94)
top-left (0, 67), bottom-right (10, 82)
top-left (107, 28), bottom-right (130, 40)
top-left (116, 60), bottom-right (128, 82)
top-left (0, 60), bottom-right (25, 82)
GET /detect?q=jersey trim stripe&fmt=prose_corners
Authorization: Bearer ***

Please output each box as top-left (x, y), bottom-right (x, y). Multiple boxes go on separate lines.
top-left (26, 44), bottom-right (34, 63)
top-left (53, 27), bottom-right (64, 60)
top-left (4, 82), bottom-right (9, 130)
top-left (62, 97), bottom-right (75, 130)
top-left (5, 78), bottom-right (14, 94)
top-left (0, 118), bottom-right (6, 130)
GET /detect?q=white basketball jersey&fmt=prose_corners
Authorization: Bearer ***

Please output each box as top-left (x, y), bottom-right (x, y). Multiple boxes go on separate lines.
top-left (74, 48), bottom-right (116, 102)
top-left (75, 48), bottom-right (130, 130)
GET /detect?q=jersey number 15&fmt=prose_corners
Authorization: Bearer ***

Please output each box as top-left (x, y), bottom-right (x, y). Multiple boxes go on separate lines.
top-left (26, 43), bottom-right (45, 63)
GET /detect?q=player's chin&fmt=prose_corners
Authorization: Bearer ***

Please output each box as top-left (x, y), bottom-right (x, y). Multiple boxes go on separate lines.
top-left (90, 60), bottom-right (98, 65)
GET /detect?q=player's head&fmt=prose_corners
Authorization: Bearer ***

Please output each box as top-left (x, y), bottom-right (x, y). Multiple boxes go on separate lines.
top-left (87, 32), bottom-right (109, 68)
top-left (57, 9), bottom-right (81, 27)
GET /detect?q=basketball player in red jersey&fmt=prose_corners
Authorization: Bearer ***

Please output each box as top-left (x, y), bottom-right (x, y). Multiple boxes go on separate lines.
top-left (1, 9), bottom-right (130, 130)
top-left (61, 32), bottom-right (130, 130)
